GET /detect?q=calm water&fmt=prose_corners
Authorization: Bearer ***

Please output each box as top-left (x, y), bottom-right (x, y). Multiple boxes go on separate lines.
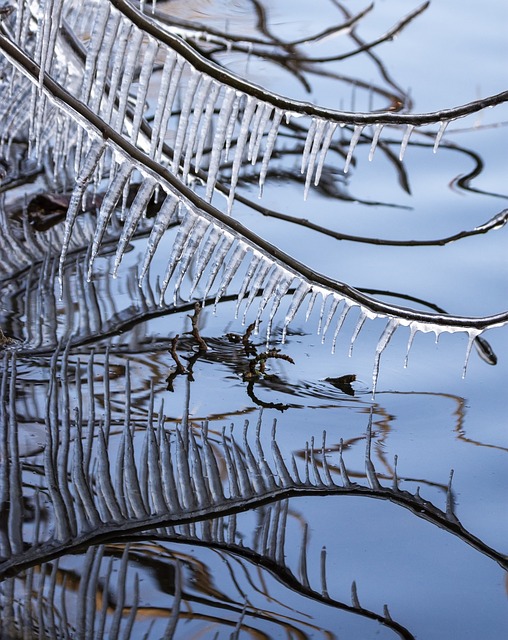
top-left (0, 1), bottom-right (507, 638)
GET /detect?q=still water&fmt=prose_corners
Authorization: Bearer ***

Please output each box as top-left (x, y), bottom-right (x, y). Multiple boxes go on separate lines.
top-left (0, 0), bottom-right (507, 638)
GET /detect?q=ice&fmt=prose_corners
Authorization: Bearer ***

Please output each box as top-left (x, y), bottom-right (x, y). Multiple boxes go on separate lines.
top-left (159, 430), bottom-right (181, 511)
top-left (159, 211), bottom-right (202, 302)
top-left (201, 232), bottom-right (235, 300)
top-left (250, 103), bottom-right (273, 166)
top-left (59, 141), bottom-right (106, 291)
top-left (171, 67), bottom-right (201, 174)
top-left (227, 95), bottom-right (257, 212)
top-left (194, 80), bottom-right (221, 172)
top-left (175, 429), bottom-right (195, 509)
top-left (301, 118), bottom-right (318, 174)
top-left (155, 57), bottom-right (185, 164)
top-left (369, 123), bottom-right (384, 161)
top-left (222, 427), bottom-right (240, 499)
top-left (254, 266), bottom-right (284, 329)
top-left (404, 323), bottom-right (418, 367)
top-left (188, 430), bottom-right (209, 507)
top-left (149, 49), bottom-right (178, 159)
top-left (372, 319), bottom-right (398, 395)
top-left (224, 91), bottom-right (242, 162)
top-left (188, 224), bottom-right (221, 297)
top-left (348, 310), bottom-right (367, 357)
top-left (113, 176), bottom-right (157, 277)
top-left (88, 163), bottom-right (133, 280)
top-left (205, 87), bottom-right (237, 201)
top-left (182, 75), bottom-right (213, 180)
top-left (462, 329), bottom-right (480, 378)
top-left (202, 423), bottom-right (225, 502)
top-left (282, 280), bottom-right (311, 342)
top-left (314, 121), bottom-right (338, 186)
top-left (139, 193), bottom-right (180, 283)
top-left (99, 20), bottom-right (132, 125)
top-left (234, 251), bottom-right (262, 317)
top-left (214, 242), bottom-right (248, 308)
top-left (265, 273), bottom-right (293, 344)
top-left (38, 0), bottom-right (64, 87)
top-left (343, 125), bottom-right (364, 174)
top-left (332, 302), bottom-right (353, 354)
top-left (247, 101), bottom-right (265, 161)
top-left (305, 289), bottom-right (319, 322)
top-left (172, 218), bottom-right (209, 303)
top-left (433, 121), bottom-right (448, 153)
top-left (259, 108), bottom-right (283, 196)
top-left (130, 38), bottom-right (158, 147)
top-left (113, 29), bottom-right (144, 135)
top-left (304, 119), bottom-right (326, 200)
top-left (242, 260), bottom-right (272, 324)
top-left (399, 124), bottom-right (414, 161)
top-left (79, 3), bottom-right (111, 106)
top-left (321, 295), bottom-right (341, 342)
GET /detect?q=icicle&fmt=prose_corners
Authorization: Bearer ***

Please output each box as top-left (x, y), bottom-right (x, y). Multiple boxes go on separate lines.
top-left (258, 108), bottom-right (283, 196)
top-left (372, 319), bottom-right (398, 395)
top-left (205, 88), bottom-right (237, 201)
top-left (314, 121), bottom-right (338, 187)
top-left (112, 29), bottom-right (144, 135)
top-left (214, 242), bottom-right (248, 309)
top-left (301, 118), bottom-right (318, 175)
top-left (172, 218), bottom-right (210, 302)
top-left (462, 330), bottom-right (480, 378)
top-left (130, 39), bottom-right (158, 147)
top-left (194, 81), bottom-right (221, 172)
top-left (305, 289), bottom-right (320, 323)
top-left (188, 224), bottom-right (221, 297)
top-left (155, 58), bottom-right (185, 164)
top-left (304, 119), bottom-right (326, 200)
top-left (349, 311), bottom-right (367, 357)
top-left (88, 163), bottom-right (133, 280)
top-left (113, 177), bottom-right (157, 277)
top-left (139, 193), bottom-right (179, 283)
top-left (369, 123), bottom-right (384, 161)
top-left (282, 280), bottom-right (311, 342)
top-left (316, 293), bottom-right (330, 335)
top-left (59, 142), bottom-right (106, 292)
top-left (224, 92), bottom-right (242, 162)
top-left (404, 323), bottom-right (419, 367)
top-left (171, 67), bottom-right (201, 173)
top-left (399, 124), bottom-right (414, 161)
top-left (250, 103), bottom-right (274, 166)
top-left (227, 96), bottom-right (257, 213)
top-left (233, 251), bottom-right (261, 317)
top-left (433, 121), bottom-right (448, 153)
top-left (159, 211), bottom-right (201, 302)
top-left (201, 232), bottom-right (235, 301)
top-left (242, 259), bottom-right (272, 323)
top-left (343, 125), bottom-right (364, 174)
top-left (254, 266), bottom-right (283, 328)
top-left (331, 302), bottom-right (353, 354)
top-left (148, 50), bottom-right (178, 158)
top-left (265, 274), bottom-right (293, 344)
top-left (182, 75), bottom-right (213, 180)
top-left (321, 295), bottom-right (341, 342)
top-left (247, 101), bottom-right (265, 161)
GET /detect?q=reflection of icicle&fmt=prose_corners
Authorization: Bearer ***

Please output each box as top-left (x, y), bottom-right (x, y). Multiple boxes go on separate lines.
top-left (139, 193), bottom-right (179, 283)
top-left (228, 96), bottom-right (257, 213)
top-left (282, 280), bottom-right (311, 342)
top-left (399, 124), bottom-right (414, 161)
top-left (205, 88), bottom-right (237, 201)
top-left (372, 319), bottom-right (398, 395)
top-left (259, 108), bottom-right (283, 196)
top-left (343, 125), bottom-right (364, 173)
top-left (433, 121), bottom-right (448, 153)
top-left (369, 123), bottom-right (384, 161)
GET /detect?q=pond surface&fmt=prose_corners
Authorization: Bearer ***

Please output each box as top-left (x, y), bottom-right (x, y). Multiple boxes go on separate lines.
top-left (0, 1), bottom-right (507, 639)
